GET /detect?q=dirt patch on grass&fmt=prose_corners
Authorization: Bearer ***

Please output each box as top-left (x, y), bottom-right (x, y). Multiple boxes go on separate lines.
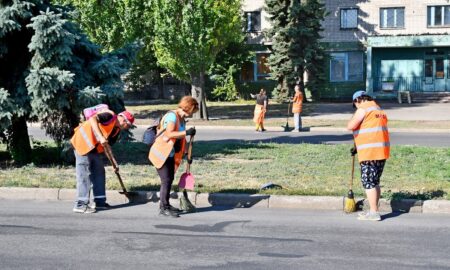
top-left (211, 157), bottom-right (273, 163)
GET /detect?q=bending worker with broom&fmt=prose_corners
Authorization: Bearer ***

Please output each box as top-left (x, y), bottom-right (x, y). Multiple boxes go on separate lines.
top-left (149, 96), bottom-right (199, 218)
top-left (347, 90), bottom-right (390, 221)
top-left (70, 108), bottom-right (135, 213)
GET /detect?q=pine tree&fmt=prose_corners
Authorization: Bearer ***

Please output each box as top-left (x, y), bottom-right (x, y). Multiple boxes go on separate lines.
top-left (266, 0), bottom-right (327, 101)
top-left (265, 0), bottom-right (293, 101)
top-left (0, 0), bottom-right (136, 164)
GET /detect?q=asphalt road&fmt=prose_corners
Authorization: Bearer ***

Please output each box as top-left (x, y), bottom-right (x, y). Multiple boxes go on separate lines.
top-left (0, 200), bottom-right (449, 270)
top-left (27, 126), bottom-right (450, 147)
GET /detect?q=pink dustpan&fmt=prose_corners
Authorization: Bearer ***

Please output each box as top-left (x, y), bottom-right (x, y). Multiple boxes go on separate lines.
top-left (178, 134), bottom-right (195, 190)
top-left (179, 172), bottom-right (195, 190)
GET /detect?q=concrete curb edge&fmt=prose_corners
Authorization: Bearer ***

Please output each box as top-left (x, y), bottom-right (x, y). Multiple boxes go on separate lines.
top-left (1, 187), bottom-right (449, 214)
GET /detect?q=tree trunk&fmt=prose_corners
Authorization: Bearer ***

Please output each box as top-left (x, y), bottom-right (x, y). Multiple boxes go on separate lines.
top-left (8, 116), bottom-right (32, 165)
top-left (297, 66), bottom-right (307, 102)
top-left (157, 68), bottom-right (164, 99)
top-left (191, 71), bottom-right (208, 120)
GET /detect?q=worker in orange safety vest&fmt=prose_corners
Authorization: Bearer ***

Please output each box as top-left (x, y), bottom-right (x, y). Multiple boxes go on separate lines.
top-left (148, 96), bottom-right (199, 218)
top-left (291, 85), bottom-right (303, 132)
top-left (70, 108), bottom-right (134, 214)
top-left (347, 90), bottom-right (390, 221)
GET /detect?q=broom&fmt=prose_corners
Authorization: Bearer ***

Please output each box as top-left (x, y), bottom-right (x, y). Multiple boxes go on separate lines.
top-left (283, 100), bottom-right (291, 132)
top-left (179, 134), bottom-right (196, 213)
top-left (343, 153), bottom-right (357, 213)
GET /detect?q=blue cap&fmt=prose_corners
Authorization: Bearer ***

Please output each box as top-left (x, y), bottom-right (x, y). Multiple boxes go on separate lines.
top-left (352, 90), bottom-right (368, 101)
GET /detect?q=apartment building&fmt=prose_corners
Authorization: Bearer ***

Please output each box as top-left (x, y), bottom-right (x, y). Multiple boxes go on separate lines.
top-left (243, 0), bottom-right (450, 99)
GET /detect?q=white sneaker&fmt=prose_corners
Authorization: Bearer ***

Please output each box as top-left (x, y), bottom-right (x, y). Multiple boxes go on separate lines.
top-left (357, 211), bottom-right (381, 221)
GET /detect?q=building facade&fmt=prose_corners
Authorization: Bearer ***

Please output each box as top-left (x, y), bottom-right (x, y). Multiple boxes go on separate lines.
top-left (243, 0), bottom-right (450, 100)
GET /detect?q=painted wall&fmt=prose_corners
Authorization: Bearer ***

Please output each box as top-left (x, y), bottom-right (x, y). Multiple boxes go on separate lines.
top-left (322, 0), bottom-right (450, 43)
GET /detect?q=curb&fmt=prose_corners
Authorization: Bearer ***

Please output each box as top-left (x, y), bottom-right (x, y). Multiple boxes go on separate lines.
top-left (1, 187), bottom-right (449, 214)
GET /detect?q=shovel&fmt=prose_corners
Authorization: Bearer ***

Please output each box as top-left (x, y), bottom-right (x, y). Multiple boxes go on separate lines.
top-left (178, 134), bottom-right (196, 212)
top-left (103, 143), bottom-right (139, 200)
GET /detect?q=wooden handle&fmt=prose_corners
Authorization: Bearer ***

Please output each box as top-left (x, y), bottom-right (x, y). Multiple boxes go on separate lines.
top-left (186, 134), bottom-right (195, 173)
top-left (350, 154), bottom-right (355, 190)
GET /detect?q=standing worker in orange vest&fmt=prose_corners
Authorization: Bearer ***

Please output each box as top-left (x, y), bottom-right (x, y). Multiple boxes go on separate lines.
top-left (149, 96), bottom-right (199, 218)
top-left (347, 90), bottom-right (390, 221)
top-left (291, 85), bottom-right (303, 132)
top-left (70, 109), bottom-right (135, 213)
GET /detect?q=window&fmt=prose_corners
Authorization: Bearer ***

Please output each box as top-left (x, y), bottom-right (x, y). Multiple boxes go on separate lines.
top-left (380, 7), bottom-right (405, 29)
top-left (330, 52), bottom-right (363, 82)
top-left (245, 11), bottom-right (261, 32)
top-left (427, 6), bottom-right (450, 27)
top-left (240, 53), bottom-right (271, 82)
top-left (256, 53), bottom-right (270, 81)
top-left (340, 8), bottom-right (358, 29)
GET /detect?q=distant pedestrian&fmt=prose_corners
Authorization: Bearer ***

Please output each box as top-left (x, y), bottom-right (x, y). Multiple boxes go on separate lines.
top-left (71, 109), bottom-right (135, 213)
top-left (251, 89), bottom-right (268, 132)
top-left (291, 85), bottom-right (303, 132)
top-left (347, 90), bottom-right (390, 221)
top-left (149, 96), bottom-right (199, 218)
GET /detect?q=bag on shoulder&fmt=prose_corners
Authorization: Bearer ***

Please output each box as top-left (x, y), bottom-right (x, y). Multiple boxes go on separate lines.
top-left (142, 117), bottom-right (162, 147)
top-left (83, 104), bottom-right (109, 120)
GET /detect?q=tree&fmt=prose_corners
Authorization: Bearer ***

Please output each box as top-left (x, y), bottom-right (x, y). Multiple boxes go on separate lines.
top-left (265, 0), bottom-right (327, 101)
top-left (0, 0), bottom-right (136, 164)
top-left (152, 0), bottom-right (243, 119)
top-left (209, 41), bottom-right (252, 101)
top-left (52, 0), bottom-right (160, 95)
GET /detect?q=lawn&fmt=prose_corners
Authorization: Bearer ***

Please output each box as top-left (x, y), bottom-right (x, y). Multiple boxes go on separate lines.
top-left (1, 141), bottom-right (449, 200)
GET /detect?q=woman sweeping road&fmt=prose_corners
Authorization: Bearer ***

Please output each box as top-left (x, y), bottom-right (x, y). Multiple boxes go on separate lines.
top-left (148, 96), bottom-right (199, 218)
top-left (251, 89), bottom-right (268, 132)
top-left (347, 90), bottom-right (390, 221)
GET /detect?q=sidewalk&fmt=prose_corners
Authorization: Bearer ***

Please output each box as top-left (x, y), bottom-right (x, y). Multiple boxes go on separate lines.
top-left (307, 102), bottom-right (450, 121)
top-left (1, 187), bottom-right (449, 214)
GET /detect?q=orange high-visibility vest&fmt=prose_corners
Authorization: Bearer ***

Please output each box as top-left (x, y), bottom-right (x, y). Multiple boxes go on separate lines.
top-left (292, 92), bottom-right (303, 114)
top-left (148, 111), bottom-right (186, 171)
top-left (70, 116), bottom-right (117, 156)
top-left (353, 101), bottom-right (390, 162)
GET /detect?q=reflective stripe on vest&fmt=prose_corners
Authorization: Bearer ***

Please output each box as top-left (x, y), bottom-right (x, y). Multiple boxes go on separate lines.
top-left (150, 145), bottom-right (167, 162)
top-left (79, 126), bottom-right (95, 150)
top-left (357, 142), bottom-right (390, 150)
top-left (353, 126), bottom-right (389, 136)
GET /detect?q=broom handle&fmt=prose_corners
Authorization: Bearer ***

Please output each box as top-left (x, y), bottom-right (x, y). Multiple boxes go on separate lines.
top-left (186, 134), bottom-right (195, 173)
top-left (103, 143), bottom-right (128, 194)
top-left (287, 100), bottom-right (291, 121)
top-left (350, 154), bottom-right (355, 190)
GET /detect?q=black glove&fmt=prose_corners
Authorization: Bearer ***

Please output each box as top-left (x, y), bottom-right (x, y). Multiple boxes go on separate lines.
top-left (186, 127), bottom-right (196, 136)
top-left (350, 147), bottom-right (357, 156)
top-left (187, 159), bottom-right (193, 164)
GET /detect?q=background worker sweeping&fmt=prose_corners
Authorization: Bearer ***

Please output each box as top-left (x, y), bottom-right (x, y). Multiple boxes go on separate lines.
top-left (347, 90), bottom-right (390, 221)
top-left (70, 108), bottom-right (134, 213)
top-left (149, 96), bottom-right (199, 218)
top-left (291, 85), bottom-right (303, 132)
top-left (250, 89), bottom-right (268, 132)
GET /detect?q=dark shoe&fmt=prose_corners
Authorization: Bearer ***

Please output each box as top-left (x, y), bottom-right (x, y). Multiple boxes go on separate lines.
top-left (159, 208), bottom-right (180, 218)
top-left (168, 205), bottom-right (182, 213)
top-left (94, 202), bottom-right (111, 210)
top-left (261, 128), bottom-right (266, 132)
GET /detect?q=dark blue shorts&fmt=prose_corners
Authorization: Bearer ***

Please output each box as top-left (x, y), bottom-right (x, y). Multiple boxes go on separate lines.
top-left (360, 160), bottom-right (386, 189)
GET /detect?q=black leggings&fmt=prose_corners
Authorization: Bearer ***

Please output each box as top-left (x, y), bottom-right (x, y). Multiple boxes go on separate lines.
top-left (156, 156), bottom-right (175, 209)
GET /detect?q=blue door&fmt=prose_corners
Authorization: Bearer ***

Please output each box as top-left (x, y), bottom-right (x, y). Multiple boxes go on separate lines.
top-left (424, 57), bottom-right (447, 91)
